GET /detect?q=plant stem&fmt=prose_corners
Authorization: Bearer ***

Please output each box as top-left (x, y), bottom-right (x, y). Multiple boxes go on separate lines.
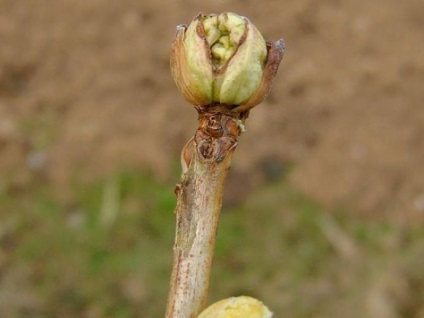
top-left (165, 107), bottom-right (244, 318)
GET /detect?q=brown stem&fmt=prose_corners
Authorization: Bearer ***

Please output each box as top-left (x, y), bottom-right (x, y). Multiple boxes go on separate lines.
top-left (165, 106), bottom-right (244, 318)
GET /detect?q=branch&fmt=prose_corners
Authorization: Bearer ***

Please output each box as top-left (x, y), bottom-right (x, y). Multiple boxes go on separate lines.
top-left (165, 11), bottom-right (284, 318)
top-left (165, 108), bottom-right (243, 318)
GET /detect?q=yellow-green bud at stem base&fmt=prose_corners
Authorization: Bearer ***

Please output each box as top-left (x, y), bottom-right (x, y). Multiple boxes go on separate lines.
top-left (198, 296), bottom-right (273, 318)
top-left (170, 12), bottom-right (284, 112)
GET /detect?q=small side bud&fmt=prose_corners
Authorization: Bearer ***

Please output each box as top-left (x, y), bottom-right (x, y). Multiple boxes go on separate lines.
top-left (181, 137), bottom-right (195, 175)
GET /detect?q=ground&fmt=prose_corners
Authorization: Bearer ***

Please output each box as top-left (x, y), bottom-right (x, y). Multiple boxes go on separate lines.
top-left (0, 0), bottom-right (423, 317)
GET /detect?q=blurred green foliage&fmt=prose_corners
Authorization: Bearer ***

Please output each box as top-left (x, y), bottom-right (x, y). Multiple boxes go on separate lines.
top-left (0, 171), bottom-right (423, 317)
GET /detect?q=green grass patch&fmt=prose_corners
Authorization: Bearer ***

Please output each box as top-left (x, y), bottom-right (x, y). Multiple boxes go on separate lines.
top-left (0, 170), bottom-right (423, 317)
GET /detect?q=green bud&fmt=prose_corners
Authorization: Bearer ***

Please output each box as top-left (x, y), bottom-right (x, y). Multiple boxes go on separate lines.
top-left (170, 12), bottom-right (284, 111)
top-left (198, 296), bottom-right (273, 318)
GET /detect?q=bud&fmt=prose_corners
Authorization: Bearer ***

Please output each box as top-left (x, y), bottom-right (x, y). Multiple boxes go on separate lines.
top-left (198, 296), bottom-right (273, 318)
top-left (170, 12), bottom-right (284, 111)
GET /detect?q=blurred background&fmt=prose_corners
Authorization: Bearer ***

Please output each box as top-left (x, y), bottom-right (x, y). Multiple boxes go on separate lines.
top-left (1, 0), bottom-right (423, 317)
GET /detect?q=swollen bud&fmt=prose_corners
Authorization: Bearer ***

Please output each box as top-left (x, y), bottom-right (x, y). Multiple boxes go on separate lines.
top-left (198, 296), bottom-right (273, 318)
top-left (170, 12), bottom-right (284, 111)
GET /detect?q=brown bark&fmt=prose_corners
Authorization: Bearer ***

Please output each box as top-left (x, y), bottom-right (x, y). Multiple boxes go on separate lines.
top-left (165, 106), bottom-right (245, 318)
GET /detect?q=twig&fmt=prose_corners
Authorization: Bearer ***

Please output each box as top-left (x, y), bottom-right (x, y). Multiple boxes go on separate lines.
top-left (165, 107), bottom-right (244, 318)
top-left (165, 12), bottom-right (284, 317)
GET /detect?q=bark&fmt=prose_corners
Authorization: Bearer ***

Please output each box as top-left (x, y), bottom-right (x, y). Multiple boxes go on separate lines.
top-left (165, 106), bottom-right (245, 318)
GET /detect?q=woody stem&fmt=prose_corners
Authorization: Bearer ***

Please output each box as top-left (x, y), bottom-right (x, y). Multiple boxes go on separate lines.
top-left (165, 108), bottom-right (243, 318)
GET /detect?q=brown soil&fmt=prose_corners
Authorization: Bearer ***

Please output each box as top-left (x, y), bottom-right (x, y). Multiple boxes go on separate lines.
top-left (1, 0), bottom-right (423, 220)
